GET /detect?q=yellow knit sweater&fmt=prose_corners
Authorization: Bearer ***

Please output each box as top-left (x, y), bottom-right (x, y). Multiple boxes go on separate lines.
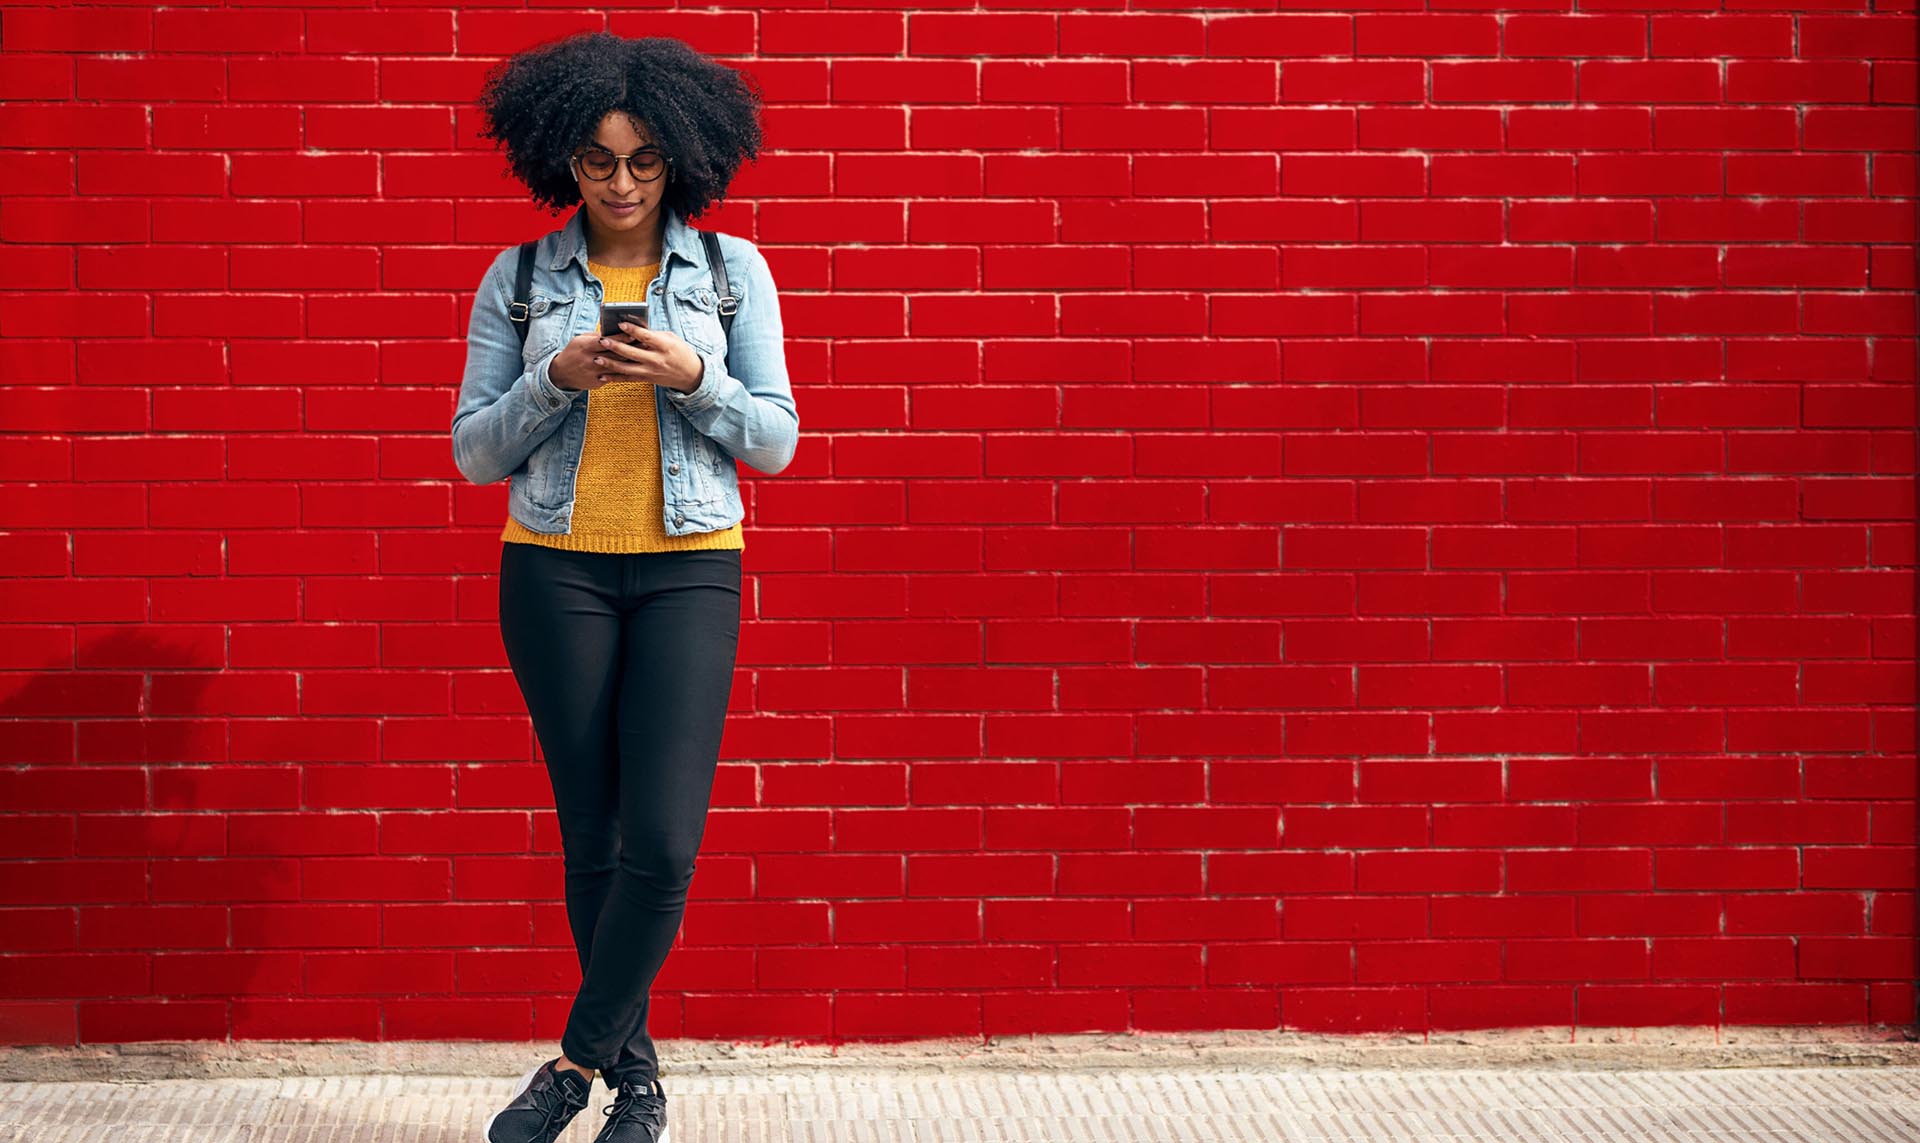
top-left (501, 257), bottom-right (745, 553)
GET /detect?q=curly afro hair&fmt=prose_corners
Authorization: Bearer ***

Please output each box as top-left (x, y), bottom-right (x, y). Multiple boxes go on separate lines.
top-left (475, 32), bottom-right (764, 219)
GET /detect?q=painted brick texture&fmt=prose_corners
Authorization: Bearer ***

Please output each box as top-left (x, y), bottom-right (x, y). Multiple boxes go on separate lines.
top-left (0, 6), bottom-right (1915, 1048)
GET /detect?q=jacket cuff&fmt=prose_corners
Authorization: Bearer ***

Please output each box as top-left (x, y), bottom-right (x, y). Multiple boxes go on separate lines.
top-left (532, 351), bottom-right (575, 413)
top-left (665, 349), bottom-right (730, 414)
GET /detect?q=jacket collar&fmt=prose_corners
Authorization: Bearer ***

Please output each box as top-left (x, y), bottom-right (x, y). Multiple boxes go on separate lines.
top-left (551, 201), bottom-right (703, 274)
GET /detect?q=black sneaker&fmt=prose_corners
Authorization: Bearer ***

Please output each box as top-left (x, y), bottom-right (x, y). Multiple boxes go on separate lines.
top-left (486, 1058), bottom-right (593, 1143)
top-left (591, 1076), bottom-right (669, 1143)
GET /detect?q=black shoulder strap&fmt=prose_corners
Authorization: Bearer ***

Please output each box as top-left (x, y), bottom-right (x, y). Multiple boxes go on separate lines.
top-left (508, 240), bottom-right (537, 349)
top-left (702, 229), bottom-right (740, 343)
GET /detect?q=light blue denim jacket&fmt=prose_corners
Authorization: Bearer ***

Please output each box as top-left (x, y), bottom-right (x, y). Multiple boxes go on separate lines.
top-left (451, 203), bottom-right (799, 537)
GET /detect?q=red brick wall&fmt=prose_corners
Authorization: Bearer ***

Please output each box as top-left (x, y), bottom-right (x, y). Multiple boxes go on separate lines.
top-left (2, 7), bottom-right (1916, 1046)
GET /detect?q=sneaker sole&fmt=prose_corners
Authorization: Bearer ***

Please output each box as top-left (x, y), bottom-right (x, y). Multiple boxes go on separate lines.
top-left (595, 1121), bottom-right (669, 1143)
top-left (484, 1060), bottom-right (547, 1143)
top-left (591, 1105), bottom-right (670, 1143)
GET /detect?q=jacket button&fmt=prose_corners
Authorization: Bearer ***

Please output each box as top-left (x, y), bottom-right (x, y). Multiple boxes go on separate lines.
top-left (673, 514), bottom-right (685, 526)
top-left (669, 463), bottom-right (680, 475)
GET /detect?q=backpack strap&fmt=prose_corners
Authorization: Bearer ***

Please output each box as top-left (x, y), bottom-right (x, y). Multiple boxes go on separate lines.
top-left (508, 239), bottom-right (538, 350)
top-left (701, 229), bottom-right (740, 347)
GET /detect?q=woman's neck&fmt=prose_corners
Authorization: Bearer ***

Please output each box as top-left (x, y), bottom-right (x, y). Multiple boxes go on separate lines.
top-left (586, 218), bottom-right (664, 268)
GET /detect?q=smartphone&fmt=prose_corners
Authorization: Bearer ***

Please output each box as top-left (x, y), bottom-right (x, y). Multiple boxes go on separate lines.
top-left (599, 302), bottom-right (649, 338)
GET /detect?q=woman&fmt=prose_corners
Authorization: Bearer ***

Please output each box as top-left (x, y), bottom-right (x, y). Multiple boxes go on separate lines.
top-left (450, 32), bottom-right (798, 1143)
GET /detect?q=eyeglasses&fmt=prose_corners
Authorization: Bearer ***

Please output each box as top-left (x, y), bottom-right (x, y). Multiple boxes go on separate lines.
top-left (572, 146), bottom-right (671, 183)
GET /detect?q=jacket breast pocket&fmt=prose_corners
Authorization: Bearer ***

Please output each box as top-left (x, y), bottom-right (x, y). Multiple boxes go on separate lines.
top-left (521, 294), bottom-right (577, 364)
top-left (673, 285), bottom-right (726, 354)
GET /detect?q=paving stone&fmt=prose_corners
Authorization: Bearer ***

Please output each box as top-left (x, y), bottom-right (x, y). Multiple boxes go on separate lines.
top-left (2, 1067), bottom-right (1919, 1142)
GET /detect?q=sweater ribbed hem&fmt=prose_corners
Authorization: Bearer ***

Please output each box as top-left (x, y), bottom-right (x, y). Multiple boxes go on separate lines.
top-left (501, 515), bottom-right (744, 553)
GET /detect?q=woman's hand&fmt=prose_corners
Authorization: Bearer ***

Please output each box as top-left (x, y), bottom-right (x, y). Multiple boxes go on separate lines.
top-left (551, 323), bottom-right (703, 394)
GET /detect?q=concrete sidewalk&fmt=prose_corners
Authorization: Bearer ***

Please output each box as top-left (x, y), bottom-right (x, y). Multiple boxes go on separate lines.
top-left (5, 1060), bottom-right (1920, 1142)
top-left (4, 1034), bottom-right (1919, 1142)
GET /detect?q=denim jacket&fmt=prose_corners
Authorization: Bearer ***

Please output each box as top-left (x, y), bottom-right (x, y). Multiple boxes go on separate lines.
top-left (451, 203), bottom-right (799, 537)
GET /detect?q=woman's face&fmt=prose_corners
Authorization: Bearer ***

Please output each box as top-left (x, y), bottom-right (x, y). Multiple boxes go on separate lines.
top-left (572, 112), bottom-right (669, 240)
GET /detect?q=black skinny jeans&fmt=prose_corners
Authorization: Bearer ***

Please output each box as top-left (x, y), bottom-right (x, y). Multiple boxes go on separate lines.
top-left (497, 541), bottom-right (742, 1089)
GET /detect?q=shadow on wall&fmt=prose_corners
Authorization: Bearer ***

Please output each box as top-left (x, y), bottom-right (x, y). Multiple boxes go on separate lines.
top-left (0, 626), bottom-right (568, 1045)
